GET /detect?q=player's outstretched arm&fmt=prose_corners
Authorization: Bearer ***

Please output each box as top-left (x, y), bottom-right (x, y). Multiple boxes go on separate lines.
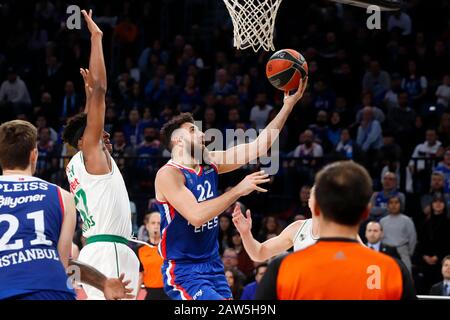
top-left (68, 260), bottom-right (135, 300)
top-left (80, 9), bottom-right (109, 175)
top-left (155, 168), bottom-right (270, 228)
top-left (209, 77), bottom-right (308, 174)
top-left (232, 204), bottom-right (302, 262)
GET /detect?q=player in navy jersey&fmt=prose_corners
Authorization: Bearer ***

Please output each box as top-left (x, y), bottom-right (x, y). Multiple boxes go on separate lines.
top-left (154, 77), bottom-right (308, 300)
top-left (0, 120), bottom-right (134, 300)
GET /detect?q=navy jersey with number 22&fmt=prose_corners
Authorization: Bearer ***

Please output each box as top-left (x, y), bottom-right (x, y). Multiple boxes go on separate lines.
top-left (156, 160), bottom-right (220, 262)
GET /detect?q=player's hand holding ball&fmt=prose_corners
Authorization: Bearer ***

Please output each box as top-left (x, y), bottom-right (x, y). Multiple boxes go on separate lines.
top-left (266, 49), bottom-right (309, 109)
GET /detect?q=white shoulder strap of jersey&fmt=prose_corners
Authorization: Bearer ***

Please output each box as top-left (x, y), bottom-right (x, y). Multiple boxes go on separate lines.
top-left (293, 219), bottom-right (309, 244)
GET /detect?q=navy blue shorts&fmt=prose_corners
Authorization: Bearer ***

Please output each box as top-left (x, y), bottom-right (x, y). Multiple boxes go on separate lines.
top-left (162, 258), bottom-right (232, 300)
top-left (9, 290), bottom-right (75, 300)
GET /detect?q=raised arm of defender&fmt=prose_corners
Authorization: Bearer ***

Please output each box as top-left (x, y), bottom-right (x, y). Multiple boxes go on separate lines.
top-left (209, 77), bottom-right (308, 174)
top-left (232, 204), bottom-right (302, 262)
top-left (80, 9), bottom-right (110, 175)
top-left (155, 168), bottom-right (270, 228)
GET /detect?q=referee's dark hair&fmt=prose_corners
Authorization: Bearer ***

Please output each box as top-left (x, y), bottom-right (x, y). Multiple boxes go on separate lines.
top-left (314, 161), bottom-right (373, 226)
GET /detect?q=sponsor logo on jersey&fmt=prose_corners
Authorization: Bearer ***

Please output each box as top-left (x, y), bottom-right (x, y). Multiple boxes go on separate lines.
top-left (0, 194), bottom-right (46, 209)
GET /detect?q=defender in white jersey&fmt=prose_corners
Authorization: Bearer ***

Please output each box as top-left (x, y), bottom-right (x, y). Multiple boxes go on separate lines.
top-left (232, 186), bottom-right (363, 262)
top-left (62, 10), bottom-right (139, 299)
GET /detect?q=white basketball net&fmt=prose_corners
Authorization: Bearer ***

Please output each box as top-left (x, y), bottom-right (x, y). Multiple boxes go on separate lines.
top-left (222, 0), bottom-right (283, 52)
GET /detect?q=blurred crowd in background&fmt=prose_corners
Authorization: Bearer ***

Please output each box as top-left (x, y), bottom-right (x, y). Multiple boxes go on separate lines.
top-left (0, 0), bottom-right (450, 297)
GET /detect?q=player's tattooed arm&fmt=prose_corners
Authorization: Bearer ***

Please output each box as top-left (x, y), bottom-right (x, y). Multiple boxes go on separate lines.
top-left (68, 260), bottom-right (135, 300)
top-left (209, 77), bottom-right (308, 174)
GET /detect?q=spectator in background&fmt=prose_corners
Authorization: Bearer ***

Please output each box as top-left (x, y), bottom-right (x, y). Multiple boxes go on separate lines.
top-left (420, 172), bottom-right (450, 218)
top-left (240, 263), bottom-right (267, 300)
top-left (136, 212), bottom-right (169, 300)
top-left (356, 106), bottom-right (383, 152)
top-left (293, 129), bottom-right (324, 160)
top-left (112, 129), bottom-right (136, 167)
top-left (60, 80), bottom-right (80, 122)
top-left (179, 75), bottom-right (202, 114)
top-left (222, 248), bottom-right (246, 285)
top-left (136, 126), bottom-right (161, 170)
top-left (437, 112), bottom-right (450, 147)
top-left (401, 60), bottom-right (428, 108)
top-left (429, 256), bottom-right (450, 296)
top-left (362, 61), bottom-right (391, 104)
top-left (250, 93), bottom-right (273, 131)
top-left (291, 130), bottom-right (323, 186)
top-left (311, 79), bottom-right (335, 111)
top-left (380, 195), bottom-right (417, 274)
top-left (326, 111), bottom-right (343, 148)
top-left (388, 10), bottom-right (412, 36)
top-left (308, 110), bottom-right (328, 146)
top-left (377, 131), bottom-right (402, 183)
top-left (356, 92), bottom-right (386, 124)
top-left (218, 215), bottom-right (234, 255)
top-left (370, 171), bottom-right (406, 221)
top-left (436, 74), bottom-right (450, 108)
top-left (212, 69), bottom-right (235, 100)
top-left (408, 129), bottom-right (442, 193)
top-left (203, 107), bottom-right (218, 132)
top-left (223, 107), bottom-right (242, 132)
top-left (384, 73), bottom-right (403, 109)
top-left (282, 185), bottom-right (312, 222)
top-left (387, 91), bottom-right (417, 156)
top-left (224, 268), bottom-right (244, 300)
top-left (123, 109), bottom-right (145, 146)
top-left (137, 213), bottom-right (151, 243)
top-left (230, 230), bottom-right (254, 280)
top-left (0, 67), bottom-right (32, 119)
top-left (36, 127), bottom-right (56, 180)
top-left (256, 216), bottom-right (282, 242)
top-left (104, 107), bottom-right (120, 134)
top-left (156, 74), bottom-right (180, 109)
top-left (335, 128), bottom-right (356, 160)
top-left (35, 115), bottom-right (58, 143)
top-left (365, 221), bottom-right (400, 259)
top-left (434, 147), bottom-right (450, 193)
top-left (409, 129), bottom-right (441, 173)
top-left (416, 194), bottom-right (450, 294)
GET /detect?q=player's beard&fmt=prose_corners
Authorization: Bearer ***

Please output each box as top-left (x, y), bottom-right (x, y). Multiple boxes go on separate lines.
top-left (189, 140), bottom-right (206, 166)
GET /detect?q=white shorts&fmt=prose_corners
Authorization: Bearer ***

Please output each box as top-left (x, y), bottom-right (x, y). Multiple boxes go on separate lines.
top-left (78, 241), bottom-right (140, 300)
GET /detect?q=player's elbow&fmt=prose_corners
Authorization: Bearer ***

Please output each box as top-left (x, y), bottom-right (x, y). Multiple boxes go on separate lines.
top-left (189, 217), bottom-right (203, 228)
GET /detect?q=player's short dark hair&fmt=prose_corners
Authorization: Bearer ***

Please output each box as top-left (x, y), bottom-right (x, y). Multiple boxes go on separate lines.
top-left (0, 120), bottom-right (37, 170)
top-left (62, 113), bottom-right (87, 149)
top-left (315, 161), bottom-right (373, 226)
top-left (160, 112), bottom-right (194, 151)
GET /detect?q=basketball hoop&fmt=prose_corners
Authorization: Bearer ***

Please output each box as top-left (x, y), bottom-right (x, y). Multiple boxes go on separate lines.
top-left (222, 0), bottom-right (283, 52)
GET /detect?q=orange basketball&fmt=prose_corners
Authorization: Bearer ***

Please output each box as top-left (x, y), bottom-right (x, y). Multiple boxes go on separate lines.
top-left (266, 49), bottom-right (308, 92)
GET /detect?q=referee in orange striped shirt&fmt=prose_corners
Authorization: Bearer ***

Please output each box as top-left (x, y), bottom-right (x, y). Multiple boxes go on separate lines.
top-left (256, 161), bottom-right (416, 300)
